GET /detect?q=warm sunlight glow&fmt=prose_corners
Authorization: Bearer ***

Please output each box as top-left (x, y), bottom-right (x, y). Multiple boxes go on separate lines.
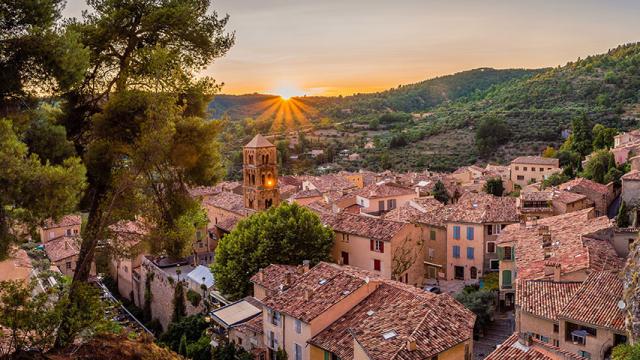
top-left (272, 85), bottom-right (305, 100)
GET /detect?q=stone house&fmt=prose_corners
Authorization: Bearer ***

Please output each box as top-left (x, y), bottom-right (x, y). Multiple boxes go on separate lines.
top-left (39, 214), bottom-right (81, 243)
top-left (558, 178), bottom-right (615, 217)
top-left (510, 156), bottom-right (561, 189)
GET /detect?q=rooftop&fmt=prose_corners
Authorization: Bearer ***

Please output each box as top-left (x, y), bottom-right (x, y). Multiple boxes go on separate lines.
top-left (485, 333), bottom-right (586, 360)
top-left (204, 191), bottom-right (250, 216)
top-left (44, 236), bottom-right (80, 262)
top-left (511, 156), bottom-right (560, 166)
top-left (42, 214), bottom-right (81, 230)
top-left (497, 209), bottom-right (619, 280)
top-left (250, 264), bottom-right (302, 293)
top-left (304, 174), bottom-right (356, 193)
top-left (309, 282), bottom-right (475, 360)
top-left (445, 192), bottom-right (518, 224)
top-left (558, 271), bottom-right (625, 332)
top-left (558, 177), bottom-right (610, 196)
top-left (0, 248), bottom-right (32, 282)
top-left (622, 169), bottom-right (640, 181)
top-left (516, 280), bottom-right (581, 321)
top-left (352, 182), bottom-right (415, 199)
top-left (244, 134), bottom-right (274, 148)
top-left (319, 211), bottom-right (408, 241)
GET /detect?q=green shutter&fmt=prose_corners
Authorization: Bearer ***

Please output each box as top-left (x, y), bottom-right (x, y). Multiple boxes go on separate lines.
top-left (497, 246), bottom-right (504, 260)
top-left (430, 230), bottom-right (436, 241)
top-left (502, 270), bottom-right (512, 287)
top-left (324, 351), bottom-right (330, 360)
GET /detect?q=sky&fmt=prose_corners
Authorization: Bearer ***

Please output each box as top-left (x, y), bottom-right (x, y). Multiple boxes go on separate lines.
top-left (64, 0), bottom-right (640, 97)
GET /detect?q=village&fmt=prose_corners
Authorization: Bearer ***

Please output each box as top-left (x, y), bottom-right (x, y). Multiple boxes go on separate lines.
top-left (3, 128), bottom-right (640, 360)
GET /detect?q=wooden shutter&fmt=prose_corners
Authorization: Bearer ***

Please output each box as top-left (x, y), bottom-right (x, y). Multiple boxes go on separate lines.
top-left (380, 241), bottom-right (384, 253)
top-left (497, 246), bottom-right (504, 260)
top-left (370, 239), bottom-right (374, 251)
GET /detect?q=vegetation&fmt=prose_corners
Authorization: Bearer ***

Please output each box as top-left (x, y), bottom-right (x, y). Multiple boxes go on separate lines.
top-left (211, 341), bottom-right (254, 360)
top-left (476, 115), bottom-right (511, 157)
top-left (612, 342), bottom-right (640, 360)
top-left (172, 282), bottom-right (187, 323)
top-left (159, 315), bottom-right (209, 357)
top-left (212, 202), bottom-right (334, 300)
top-left (483, 178), bottom-right (505, 196)
top-left (432, 180), bottom-right (450, 204)
top-left (617, 201), bottom-right (631, 228)
top-left (454, 286), bottom-right (495, 337)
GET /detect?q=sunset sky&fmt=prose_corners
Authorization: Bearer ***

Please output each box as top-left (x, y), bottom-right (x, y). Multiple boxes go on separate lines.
top-left (64, 0), bottom-right (640, 97)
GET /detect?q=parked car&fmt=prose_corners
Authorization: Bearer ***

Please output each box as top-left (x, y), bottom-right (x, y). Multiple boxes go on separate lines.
top-left (423, 285), bottom-right (442, 294)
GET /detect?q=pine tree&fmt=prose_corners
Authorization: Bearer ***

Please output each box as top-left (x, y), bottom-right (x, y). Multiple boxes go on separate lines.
top-left (617, 201), bottom-right (631, 228)
top-left (432, 180), bottom-right (450, 204)
top-left (172, 282), bottom-right (187, 323)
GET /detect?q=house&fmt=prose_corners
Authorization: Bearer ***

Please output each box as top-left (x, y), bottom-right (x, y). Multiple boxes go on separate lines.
top-left (444, 193), bottom-right (519, 281)
top-left (44, 235), bottom-right (91, 277)
top-left (317, 210), bottom-right (424, 286)
top-left (496, 209), bottom-right (619, 308)
top-left (251, 264), bottom-right (302, 301)
top-left (186, 265), bottom-right (215, 297)
top-left (301, 174), bottom-right (357, 196)
top-left (558, 178), bottom-right (615, 217)
top-left (0, 248), bottom-right (33, 283)
top-left (512, 271), bottom-right (627, 360)
top-left (210, 296), bottom-right (265, 354)
top-left (249, 262), bottom-right (475, 360)
top-left (517, 190), bottom-right (592, 221)
top-left (486, 333), bottom-right (587, 360)
top-left (39, 214), bottom-right (81, 243)
top-left (351, 182), bottom-right (417, 216)
top-left (384, 197), bottom-right (452, 280)
top-left (621, 170), bottom-right (640, 208)
top-left (510, 156), bottom-right (561, 189)
top-left (107, 220), bottom-right (147, 305)
top-left (289, 189), bottom-right (323, 206)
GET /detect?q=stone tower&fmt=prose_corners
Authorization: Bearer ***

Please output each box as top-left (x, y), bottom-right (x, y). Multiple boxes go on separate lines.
top-left (243, 134), bottom-right (280, 211)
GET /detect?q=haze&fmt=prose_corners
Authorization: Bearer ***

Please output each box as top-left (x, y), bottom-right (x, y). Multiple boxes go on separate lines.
top-left (64, 0), bottom-right (640, 96)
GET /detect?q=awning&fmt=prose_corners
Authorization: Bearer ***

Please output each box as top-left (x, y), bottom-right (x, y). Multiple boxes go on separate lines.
top-left (423, 261), bottom-right (443, 268)
top-left (210, 299), bottom-right (261, 328)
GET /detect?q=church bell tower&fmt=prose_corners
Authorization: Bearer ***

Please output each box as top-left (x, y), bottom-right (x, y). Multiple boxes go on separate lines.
top-left (243, 134), bottom-right (280, 211)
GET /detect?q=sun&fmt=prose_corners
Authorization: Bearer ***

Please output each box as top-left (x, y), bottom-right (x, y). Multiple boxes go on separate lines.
top-left (272, 84), bottom-right (305, 100)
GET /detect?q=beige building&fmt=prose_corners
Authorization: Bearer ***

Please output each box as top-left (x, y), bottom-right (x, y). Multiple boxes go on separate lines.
top-left (621, 170), bottom-right (640, 208)
top-left (444, 193), bottom-right (518, 281)
top-left (43, 235), bottom-right (93, 278)
top-left (558, 178), bottom-right (615, 218)
top-left (352, 182), bottom-right (417, 216)
top-left (243, 134), bottom-right (280, 211)
top-left (39, 214), bottom-right (81, 243)
top-left (249, 262), bottom-right (475, 360)
top-left (510, 156), bottom-right (561, 188)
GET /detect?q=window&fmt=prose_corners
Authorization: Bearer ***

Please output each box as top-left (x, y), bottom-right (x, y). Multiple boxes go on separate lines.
top-left (470, 266), bottom-right (477, 279)
top-left (531, 167), bottom-right (536, 171)
top-left (487, 242), bottom-right (496, 253)
top-left (490, 259), bottom-right (499, 270)
top-left (466, 227), bottom-right (474, 240)
top-left (453, 226), bottom-right (461, 240)
top-left (517, 175), bottom-right (525, 181)
top-left (453, 246), bottom-right (460, 258)
top-left (467, 247), bottom-right (474, 259)
top-left (523, 167), bottom-right (528, 171)
top-left (378, 200), bottom-right (385, 211)
top-left (531, 178), bottom-right (537, 183)
top-left (387, 199), bottom-right (396, 209)
top-left (372, 240), bottom-right (384, 253)
top-left (295, 319), bottom-right (302, 334)
top-left (341, 251), bottom-right (349, 265)
top-left (539, 167), bottom-right (544, 171)
top-left (502, 270), bottom-right (512, 289)
top-left (196, 230), bottom-right (202, 240)
top-left (66, 262), bottom-right (72, 269)
top-left (503, 246), bottom-right (513, 260)
top-left (486, 225), bottom-right (493, 235)
top-left (271, 311), bottom-right (281, 326)
top-left (374, 259), bottom-right (381, 271)
top-left (515, 166), bottom-right (519, 170)
top-left (49, 231), bottom-right (55, 240)
top-left (553, 323), bottom-right (559, 333)
top-left (428, 248), bottom-right (435, 259)
top-left (73, 229), bottom-right (79, 235)
top-left (66, 229), bottom-right (72, 236)
top-left (430, 230), bottom-right (436, 241)
top-left (342, 233), bottom-right (350, 242)
top-left (295, 344), bottom-right (302, 360)
top-left (124, 265), bottom-right (128, 273)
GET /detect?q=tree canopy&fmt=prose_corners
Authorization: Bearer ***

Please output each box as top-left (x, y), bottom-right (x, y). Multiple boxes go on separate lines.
top-left (212, 202), bottom-right (334, 300)
top-left (483, 177), bottom-right (504, 196)
top-left (475, 115), bottom-right (510, 157)
top-left (432, 180), bottom-right (450, 204)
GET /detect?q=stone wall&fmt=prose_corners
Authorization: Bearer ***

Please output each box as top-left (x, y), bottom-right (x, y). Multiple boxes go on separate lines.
top-left (623, 237), bottom-right (640, 343)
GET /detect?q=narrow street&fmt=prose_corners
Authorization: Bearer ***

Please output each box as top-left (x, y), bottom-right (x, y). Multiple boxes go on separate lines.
top-left (473, 311), bottom-right (514, 359)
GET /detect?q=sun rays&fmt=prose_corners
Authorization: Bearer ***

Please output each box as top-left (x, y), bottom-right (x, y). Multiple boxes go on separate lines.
top-left (252, 96), bottom-right (316, 133)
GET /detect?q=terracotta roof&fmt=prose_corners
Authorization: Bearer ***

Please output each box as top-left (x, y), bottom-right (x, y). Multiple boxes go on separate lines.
top-left (511, 156), bottom-right (560, 166)
top-left (309, 282), bottom-right (475, 360)
top-left (352, 182), bottom-right (416, 199)
top-left (516, 280), bottom-right (581, 320)
top-left (622, 170), bottom-right (640, 181)
top-left (486, 333), bottom-right (586, 360)
top-left (551, 190), bottom-right (587, 204)
top-left (291, 189), bottom-right (322, 199)
top-left (521, 191), bottom-right (554, 202)
top-left (250, 264), bottom-right (301, 293)
top-left (0, 248), bottom-right (32, 282)
top-left (497, 209), bottom-right (618, 280)
top-left (244, 134), bottom-right (274, 148)
top-left (558, 271), bottom-right (625, 332)
top-left (44, 236), bottom-right (80, 262)
top-left (188, 186), bottom-right (221, 198)
top-left (304, 174), bottom-right (356, 193)
top-left (108, 220), bottom-right (147, 249)
top-left (383, 198), bottom-right (450, 227)
top-left (262, 262), bottom-right (374, 322)
top-left (42, 214), bottom-right (81, 229)
top-left (204, 191), bottom-right (249, 216)
top-left (558, 177), bottom-right (610, 196)
top-left (319, 212), bottom-right (408, 241)
top-left (216, 216), bottom-right (242, 232)
top-left (445, 192), bottom-right (518, 224)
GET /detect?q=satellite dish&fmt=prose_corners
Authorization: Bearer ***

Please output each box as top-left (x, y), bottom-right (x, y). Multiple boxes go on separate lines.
top-left (618, 300), bottom-right (626, 310)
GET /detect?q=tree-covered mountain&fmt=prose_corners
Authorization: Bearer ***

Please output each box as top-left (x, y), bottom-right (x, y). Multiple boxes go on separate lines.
top-left (208, 67), bottom-right (543, 120)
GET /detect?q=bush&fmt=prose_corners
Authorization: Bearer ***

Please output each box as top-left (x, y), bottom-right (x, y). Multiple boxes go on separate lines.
top-left (186, 289), bottom-right (202, 307)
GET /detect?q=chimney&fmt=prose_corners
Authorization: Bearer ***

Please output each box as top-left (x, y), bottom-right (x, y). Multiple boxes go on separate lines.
top-left (64, 240), bottom-right (69, 250)
top-left (542, 233), bottom-right (552, 247)
top-left (283, 272), bottom-right (291, 287)
top-left (544, 263), bottom-right (555, 277)
top-left (406, 338), bottom-right (417, 351)
top-left (258, 269), bottom-right (264, 282)
top-left (538, 225), bottom-right (550, 236)
top-left (302, 260), bottom-right (310, 273)
top-left (303, 288), bottom-right (312, 301)
top-left (554, 264), bottom-right (561, 282)
top-left (519, 220), bottom-right (526, 229)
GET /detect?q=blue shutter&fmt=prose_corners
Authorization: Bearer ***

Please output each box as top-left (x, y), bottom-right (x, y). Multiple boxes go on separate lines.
top-left (453, 246), bottom-right (460, 258)
top-left (453, 226), bottom-right (460, 240)
top-left (467, 227), bottom-right (474, 240)
top-left (467, 247), bottom-right (474, 259)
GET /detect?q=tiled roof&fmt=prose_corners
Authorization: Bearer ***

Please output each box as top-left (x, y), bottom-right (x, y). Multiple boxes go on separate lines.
top-left (521, 191), bottom-right (554, 202)
top-left (558, 177), bottom-right (610, 196)
top-left (245, 134), bottom-right (274, 148)
top-left (319, 212), bottom-right (408, 241)
top-left (485, 333), bottom-right (586, 360)
top-left (216, 216), bottom-right (242, 232)
top-left (497, 209), bottom-right (618, 280)
top-left (204, 191), bottom-right (249, 216)
top-left (309, 282), bottom-right (474, 360)
top-left (42, 214), bottom-right (81, 229)
top-left (250, 264), bottom-right (301, 293)
top-left (352, 182), bottom-right (415, 199)
top-left (445, 192), bottom-right (518, 224)
top-left (109, 220), bottom-right (147, 248)
top-left (558, 271), bottom-right (625, 332)
top-left (516, 280), bottom-right (581, 320)
top-left (44, 236), bottom-right (80, 262)
top-left (551, 190), bottom-right (587, 204)
top-left (290, 189), bottom-right (322, 199)
top-left (262, 262), bottom-right (374, 323)
top-left (511, 156), bottom-right (560, 166)
top-left (521, 190), bottom-right (586, 204)
top-left (383, 198), bottom-right (450, 227)
top-left (305, 174), bottom-right (356, 193)
top-left (0, 248), bottom-right (32, 282)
